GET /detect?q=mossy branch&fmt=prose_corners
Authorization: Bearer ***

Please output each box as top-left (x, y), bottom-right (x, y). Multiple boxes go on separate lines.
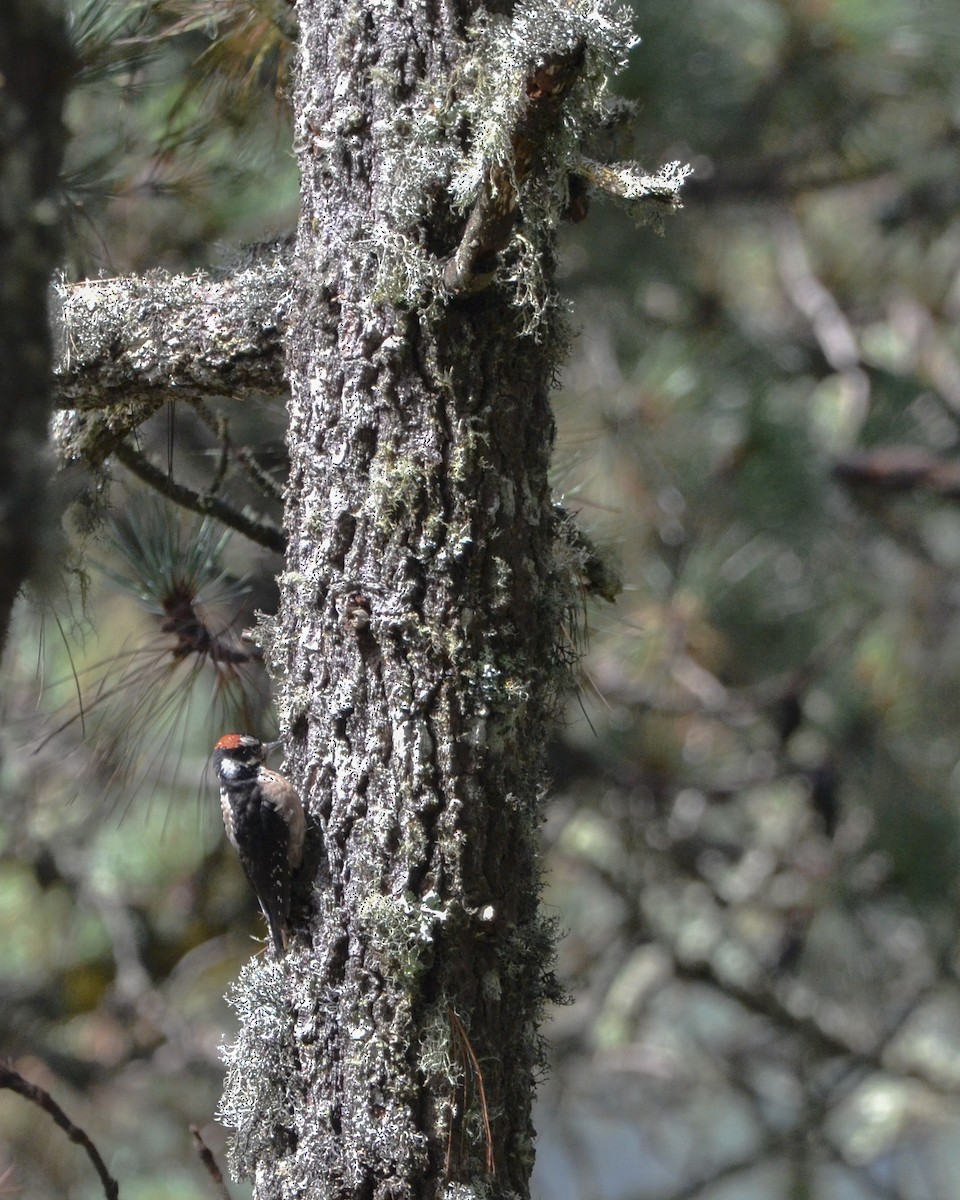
top-left (52, 242), bottom-right (292, 411)
top-left (443, 42), bottom-right (587, 294)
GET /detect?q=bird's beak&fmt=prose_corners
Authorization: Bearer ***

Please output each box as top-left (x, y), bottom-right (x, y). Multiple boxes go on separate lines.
top-left (262, 739), bottom-right (284, 756)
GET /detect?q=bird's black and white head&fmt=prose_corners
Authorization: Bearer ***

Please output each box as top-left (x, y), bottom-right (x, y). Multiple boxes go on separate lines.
top-left (213, 733), bottom-right (278, 784)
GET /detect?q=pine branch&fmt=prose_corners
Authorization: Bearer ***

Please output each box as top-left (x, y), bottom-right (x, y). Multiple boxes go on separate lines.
top-left (115, 442), bottom-right (286, 553)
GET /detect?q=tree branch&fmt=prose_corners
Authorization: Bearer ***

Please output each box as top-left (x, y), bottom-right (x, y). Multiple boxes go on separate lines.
top-left (191, 397), bottom-right (287, 503)
top-left (115, 442), bottom-right (286, 553)
top-left (190, 1125), bottom-right (232, 1200)
top-left (443, 44), bottom-right (586, 295)
top-left (0, 1066), bottom-right (119, 1200)
top-left (52, 241), bottom-right (293, 411)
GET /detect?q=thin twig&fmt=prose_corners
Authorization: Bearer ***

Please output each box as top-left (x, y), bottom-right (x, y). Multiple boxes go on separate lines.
top-left (189, 1125), bottom-right (231, 1200)
top-left (0, 1066), bottom-right (119, 1200)
top-left (115, 442), bottom-right (286, 554)
top-left (208, 410), bottom-right (231, 498)
top-left (192, 398), bottom-right (286, 504)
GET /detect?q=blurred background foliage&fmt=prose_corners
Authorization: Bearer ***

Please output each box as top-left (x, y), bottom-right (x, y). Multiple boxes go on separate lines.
top-left (2, 0), bottom-right (960, 1196)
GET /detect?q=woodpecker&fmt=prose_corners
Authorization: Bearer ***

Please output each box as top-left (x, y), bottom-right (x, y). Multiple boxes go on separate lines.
top-left (213, 733), bottom-right (305, 956)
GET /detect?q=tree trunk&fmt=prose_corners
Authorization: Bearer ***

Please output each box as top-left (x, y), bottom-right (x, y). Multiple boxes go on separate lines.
top-left (0, 2), bottom-right (71, 653)
top-left (218, 0), bottom-right (641, 1195)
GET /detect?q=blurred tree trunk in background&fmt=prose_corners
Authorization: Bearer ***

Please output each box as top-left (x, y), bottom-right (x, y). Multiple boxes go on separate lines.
top-left (0, 2), bottom-right (71, 653)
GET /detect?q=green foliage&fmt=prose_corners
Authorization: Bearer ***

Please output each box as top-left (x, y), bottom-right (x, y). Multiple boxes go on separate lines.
top-left (63, 0), bottom-right (298, 273)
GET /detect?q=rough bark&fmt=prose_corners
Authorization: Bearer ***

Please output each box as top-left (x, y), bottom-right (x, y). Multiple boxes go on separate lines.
top-left (212, 0), bottom-right (687, 1193)
top-left (0, 1), bottom-right (72, 653)
top-left (52, 245), bottom-right (292, 413)
top-left (219, 0), bottom-right (579, 1197)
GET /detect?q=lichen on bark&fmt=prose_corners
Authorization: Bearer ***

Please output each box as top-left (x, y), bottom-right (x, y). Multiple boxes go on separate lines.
top-left (216, 0), bottom-right (672, 1197)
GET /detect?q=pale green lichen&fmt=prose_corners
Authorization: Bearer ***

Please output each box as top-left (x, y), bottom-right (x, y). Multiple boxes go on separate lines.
top-left (359, 890), bottom-right (450, 980)
top-left (219, 957), bottom-right (302, 1180)
top-left (576, 155), bottom-right (694, 232)
top-left (446, 0), bottom-right (636, 213)
top-left (365, 450), bottom-right (449, 550)
top-left (371, 0), bottom-right (687, 330)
